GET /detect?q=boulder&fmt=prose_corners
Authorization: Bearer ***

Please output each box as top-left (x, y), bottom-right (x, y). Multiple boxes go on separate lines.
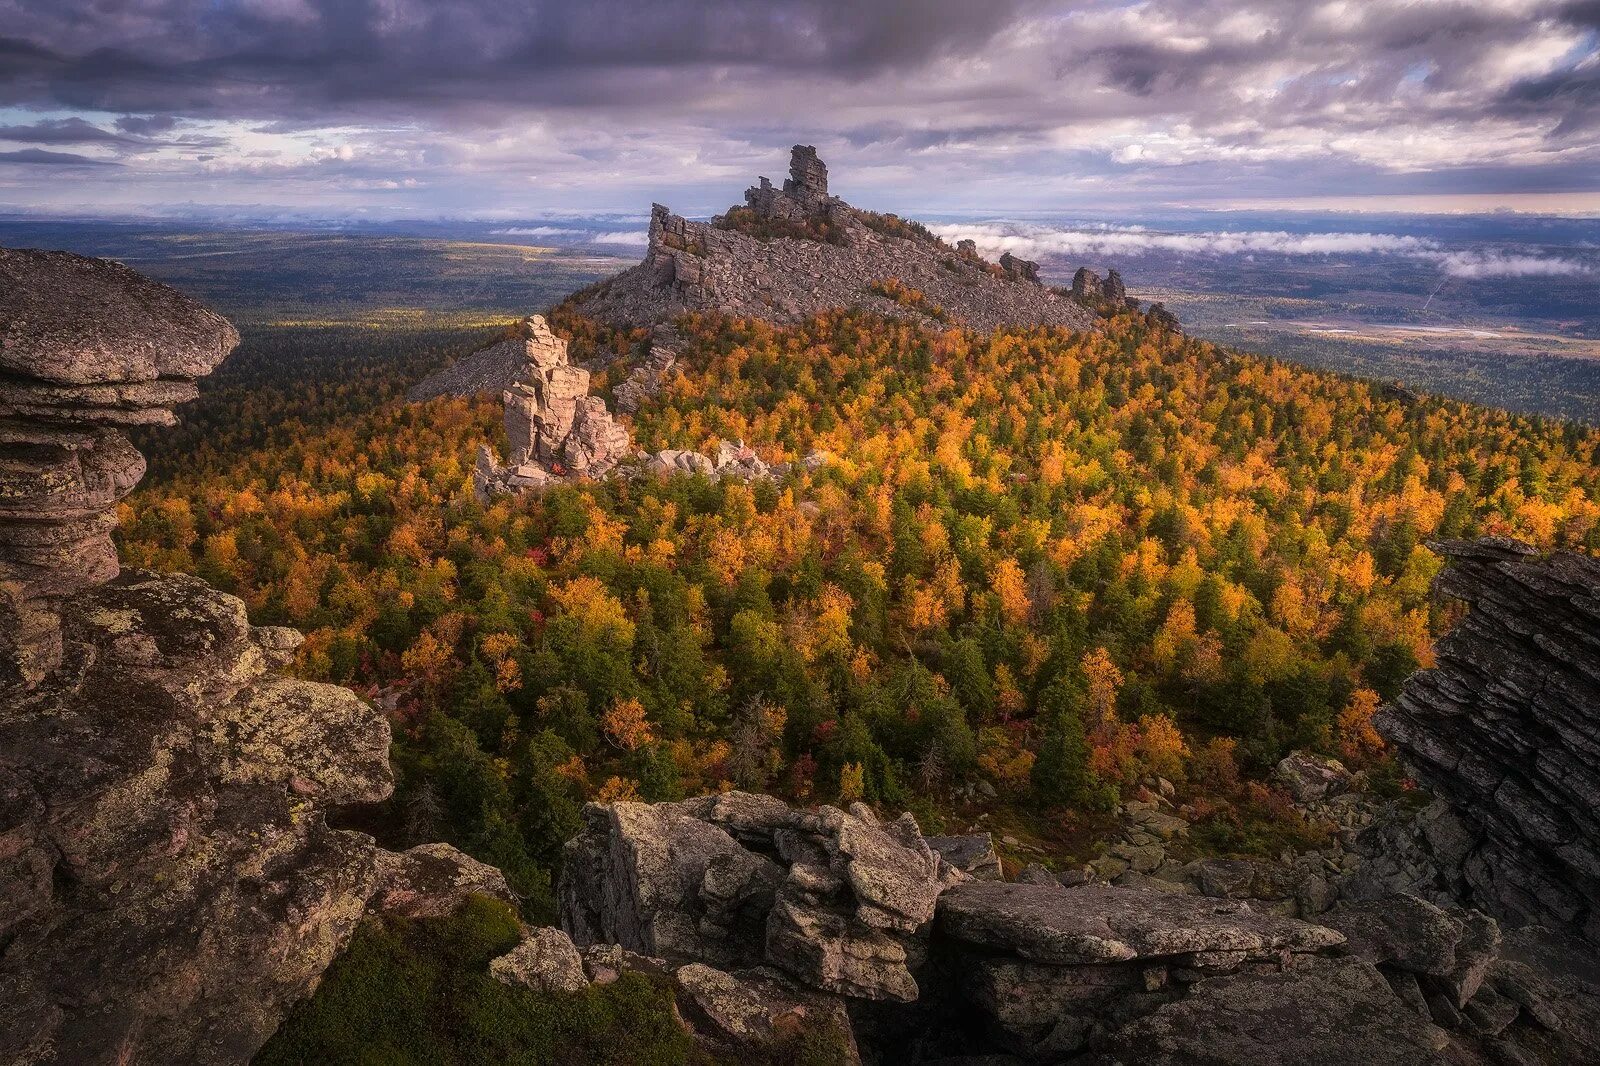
top-left (559, 792), bottom-right (960, 1003)
top-left (938, 882), bottom-right (1344, 966)
top-left (371, 843), bottom-right (517, 920)
top-left (673, 962), bottom-right (861, 1063)
top-left (1274, 752), bottom-right (1353, 804)
top-left (926, 834), bottom-right (1003, 881)
top-left (490, 927), bottom-right (590, 994)
top-left (1085, 958), bottom-right (1458, 1065)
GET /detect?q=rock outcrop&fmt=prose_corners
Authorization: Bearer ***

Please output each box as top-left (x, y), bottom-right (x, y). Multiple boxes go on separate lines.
top-left (0, 247), bottom-right (510, 1065)
top-left (556, 788), bottom-right (1598, 1064)
top-left (567, 145), bottom-right (1101, 333)
top-left (470, 315), bottom-right (633, 494)
top-left (559, 792), bottom-right (962, 1003)
top-left (1375, 538), bottom-right (1600, 942)
top-left (470, 316), bottom-right (830, 497)
top-left (0, 247), bottom-right (240, 685)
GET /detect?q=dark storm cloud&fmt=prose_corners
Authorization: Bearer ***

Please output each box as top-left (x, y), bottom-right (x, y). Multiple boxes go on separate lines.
top-left (0, 0), bottom-right (1031, 119)
top-left (0, 116), bottom-right (133, 144)
top-left (0, 0), bottom-right (1595, 212)
top-left (0, 147), bottom-right (118, 164)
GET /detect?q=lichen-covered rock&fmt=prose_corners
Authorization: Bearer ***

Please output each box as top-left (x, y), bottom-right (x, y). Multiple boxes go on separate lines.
top-left (558, 792), bottom-right (961, 1004)
top-left (1084, 958), bottom-right (1458, 1065)
top-left (673, 962), bottom-right (861, 1063)
top-left (1375, 538), bottom-right (1600, 941)
top-left (0, 247), bottom-right (238, 685)
top-left (371, 842), bottom-right (516, 920)
top-left (0, 246), bottom-right (238, 385)
top-left (0, 571), bottom-right (397, 1065)
top-left (927, 834), bottom-right (1003, 880)
top-left (1274, 751), bottom-right (1354, 804)
top-left (490, 927), bottom-right (590, 994)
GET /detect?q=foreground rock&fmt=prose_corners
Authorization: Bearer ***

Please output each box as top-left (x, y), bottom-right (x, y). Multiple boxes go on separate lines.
top-left (1376, 538), bottom-right (1600, 942)
top-left (557, 789), bottom-right (1599, 1063)
top-left (0, 248), bottom-right (509, 1065)
top-left (0, 247), bottom-right (239, 685)
top-left (568, 145), bottom-right (1104, 334)
top-left (560, 792), bottom-right (961, 1002)
top-left (1084, 957), bottom-right (1455, 1066)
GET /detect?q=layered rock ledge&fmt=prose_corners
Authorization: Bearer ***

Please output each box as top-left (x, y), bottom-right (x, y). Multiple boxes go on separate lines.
top-left (1376, 538), bottom-right (1600, 941)
top-left (0, 247), bottom-right (509, 1065)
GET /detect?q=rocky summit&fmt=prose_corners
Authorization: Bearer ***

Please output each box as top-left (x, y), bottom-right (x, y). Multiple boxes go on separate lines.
top-left (1376, 538), bottom-right (1600, 942)
top-left (0, 248), bottom-right (510, 1065)
top-left (565, 145), bottom-right (1109, 333)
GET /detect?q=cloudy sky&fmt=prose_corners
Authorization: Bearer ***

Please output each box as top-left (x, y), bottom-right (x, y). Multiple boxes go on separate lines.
top-left (1, 0), bottom-right (1598, 218)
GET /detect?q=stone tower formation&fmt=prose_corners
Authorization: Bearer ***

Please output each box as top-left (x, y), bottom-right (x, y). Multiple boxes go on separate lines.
top-left (472, 314), bottom-right (631, 495)
top-left (0, 247), bottom-right (239, 686)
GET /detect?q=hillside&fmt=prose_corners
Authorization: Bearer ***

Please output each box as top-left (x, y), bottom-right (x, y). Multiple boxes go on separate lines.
top-left (123, 306), bottom-right (1600, 882)
top-left (103, 297), bottom-right (1600, 1063)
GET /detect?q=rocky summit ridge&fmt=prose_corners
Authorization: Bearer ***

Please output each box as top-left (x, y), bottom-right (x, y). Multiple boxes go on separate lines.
top-left (566, 145), bottom-right (1119, 334)
top-left (0, 247), bottom-right (511, 1065)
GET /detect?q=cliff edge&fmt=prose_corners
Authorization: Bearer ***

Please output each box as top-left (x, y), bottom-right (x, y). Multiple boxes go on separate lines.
top-left (1376, 538), bottom-right (1600, 942)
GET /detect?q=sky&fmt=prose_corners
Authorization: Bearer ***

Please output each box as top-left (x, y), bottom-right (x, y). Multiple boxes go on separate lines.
top-left (1, 0), bottom-right (1598, 219)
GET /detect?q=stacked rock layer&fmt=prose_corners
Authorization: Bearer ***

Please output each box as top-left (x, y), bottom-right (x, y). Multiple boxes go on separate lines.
top-left (0, 247), bottom-right (239, 684)
top-left (1376, 537), bottom-right (1600, 941)
top-left (471, 315), bottom-right (632, 495)
top-left (0, 246), bottom-right (510, 1065)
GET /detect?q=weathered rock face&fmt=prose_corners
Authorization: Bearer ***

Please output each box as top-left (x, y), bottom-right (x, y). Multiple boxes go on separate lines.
top-left (936, 881), bottom-right (1347, 1059)
top-left (0, 247), bottom-right (239, 685)
top-left (1375, 538), bottom-right (1600, 942)
top-left (560, 792), bottom-right (962, 1003)
top-left (469, 317), bottom-right (832, 498)
top-left (0, 247), bottom-right (509, 1065)
top-left (614, 341), bottom-right (678, 414)
top-left (569, 146), bottom-right (1101, 334)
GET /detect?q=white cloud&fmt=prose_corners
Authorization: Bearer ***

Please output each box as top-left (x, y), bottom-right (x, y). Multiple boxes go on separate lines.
top-left (1435, 251), bottom-right (1592, 278)
top-left (931, 220), bottom-right (1594, 280)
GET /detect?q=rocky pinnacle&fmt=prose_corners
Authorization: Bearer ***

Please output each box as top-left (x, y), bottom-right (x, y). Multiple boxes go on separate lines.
top-left (0, 246), bottom-right (239, 686)
top-left (0, 247), bottom-right (512, 1064)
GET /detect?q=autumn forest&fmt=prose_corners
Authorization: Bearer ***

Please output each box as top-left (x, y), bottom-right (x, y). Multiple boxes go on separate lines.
top-left (120, 305), bottom-right (1600, 919)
